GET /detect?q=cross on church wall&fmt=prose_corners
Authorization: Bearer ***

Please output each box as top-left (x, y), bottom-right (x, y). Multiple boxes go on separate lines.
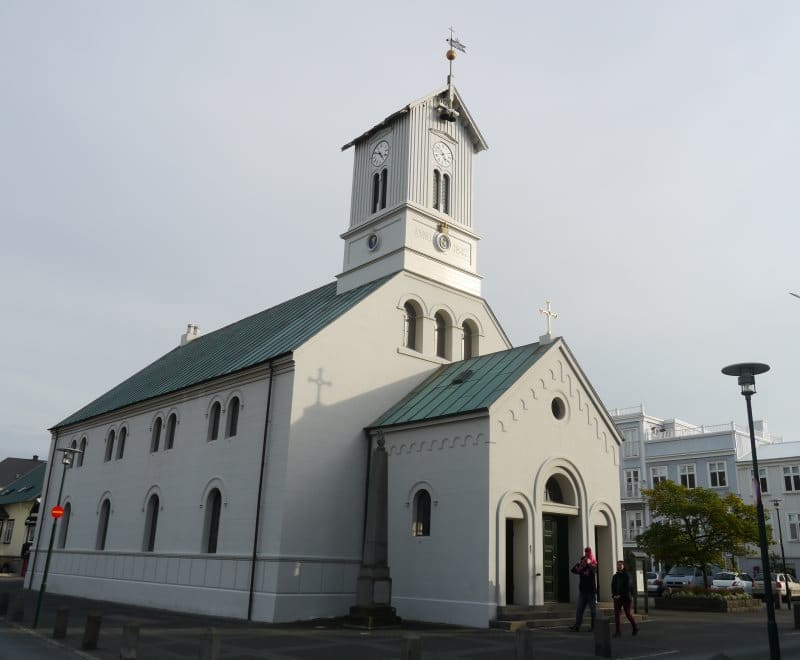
top-left (308, 368), bottom-right (332, 404)
top-left (539, 300), bottom-right (558, 335)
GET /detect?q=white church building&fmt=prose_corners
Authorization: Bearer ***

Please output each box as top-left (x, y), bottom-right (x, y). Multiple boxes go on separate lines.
top-left (28, 64), bottom-right (623, 628)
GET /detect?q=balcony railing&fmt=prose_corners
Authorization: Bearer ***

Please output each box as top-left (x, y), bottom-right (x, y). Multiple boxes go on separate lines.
top-left (623, 528), bottom-right (644, 543)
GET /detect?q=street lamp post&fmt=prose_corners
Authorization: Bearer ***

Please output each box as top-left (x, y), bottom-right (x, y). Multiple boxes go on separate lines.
top-left (772, 498), bottom-right (790, 611)
top-left (722, 362), bottom-right (779, 660)
top-left (32, 446), bottom-right (81, 629)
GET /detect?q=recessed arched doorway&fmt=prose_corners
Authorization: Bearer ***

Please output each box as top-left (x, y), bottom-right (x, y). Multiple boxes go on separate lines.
top-left (541, 473), bottom-right (580, 603)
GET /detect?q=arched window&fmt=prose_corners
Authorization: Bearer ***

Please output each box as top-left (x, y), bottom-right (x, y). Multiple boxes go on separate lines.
top-left (226, 397), bottom-right (240, 438)
top-left (151, 418), bottom-right (162, 453)
top-left (412, 489), bottom-right (431, 537)
top-left (203, 488), bottom-right (222, 554)
top-left (462, 320), bottom-right (477, 360)
top-left (165, 413), bottom-right (177, 450)
top-left (433, 170), bottom-right (441, 210)
top-left (104, 430), bottom-right (115, 462)
top-left (69, 439), bottom-right (77, 468)
top-left (57, 502), bottom-right (71, 549)
top-left (208, 402), bottom-right (221, 441)
top-left (545, 477), bottom-right (565, 503)
top-left (96, 499), bottom-right (110, 550)
top-left (143, 494), bottom-right (159, 552)
top-left (78, 437), bottom-right (87, 467)
top-left (117, 427), bottom-right (126, 460)
top-left (442, 173), bottom-right (450, 214)
top-left (434, 312), bottom-right (448, 359)
top-left (403, 302), bottom-right (419, 351)
top-left (371, 172), bottom-right (380, 213)
top-left (380, 168), bottom-right (387, 210)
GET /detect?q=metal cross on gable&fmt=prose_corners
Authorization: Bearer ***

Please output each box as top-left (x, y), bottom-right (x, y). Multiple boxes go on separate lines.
top-left (539, 300), bottom-right (558, 335)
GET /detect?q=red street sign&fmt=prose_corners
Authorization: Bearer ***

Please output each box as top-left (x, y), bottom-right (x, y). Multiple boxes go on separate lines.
top-left (51, 505), bottom-right (64, 519)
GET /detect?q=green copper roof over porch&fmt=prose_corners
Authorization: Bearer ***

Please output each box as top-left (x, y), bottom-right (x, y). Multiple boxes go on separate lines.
top-left (369, 340), bottom-right (552, 429)
top-left (54, 277), bottom-right (391, 430)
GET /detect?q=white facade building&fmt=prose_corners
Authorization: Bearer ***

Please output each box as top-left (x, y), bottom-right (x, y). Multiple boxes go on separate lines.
top-left (28, 73), bottom-right (623, 627)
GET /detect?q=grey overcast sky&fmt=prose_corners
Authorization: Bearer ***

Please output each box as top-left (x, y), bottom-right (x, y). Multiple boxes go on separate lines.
top-left (2, 1), bottom-right (798, 461)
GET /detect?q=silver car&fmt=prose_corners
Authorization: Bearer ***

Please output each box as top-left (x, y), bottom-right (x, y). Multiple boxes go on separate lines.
top-left (711, 571), bottom-right (753, 594)
top-left (663, 566), bottom-right (706, 591)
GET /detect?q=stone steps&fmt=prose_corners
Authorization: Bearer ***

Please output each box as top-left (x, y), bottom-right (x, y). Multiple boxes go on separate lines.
top-left (490, 602), bottom-right (643, 631)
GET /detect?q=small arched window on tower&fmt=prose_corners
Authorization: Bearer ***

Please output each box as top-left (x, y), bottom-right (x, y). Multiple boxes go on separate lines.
top-left (442, 173), bottom-right (450, 214)
top-left (117, 427), bottom-right (126, 460)
top-left (165, 413), bottom-right (177, 450)
top-left (96, 498), bottom-right (111, 550)
top-left (203, 488), bottom-right (222, 553)
top-left (226, 397), bottom-right (240, 438)
top-left (462, 320), bottom-right (478, 360)
top-left (434, 311), bottom-right (449, 359)
top-left (403, 301), bottom-right (420, 351)
top-left (371, 172), bottom-right (380, 213)
top-left (380, 168), bottom-right (387, 210)
top-left (208, 402), bottom-right (221, 441)
top-left (151, 418), bottom-right (162, 453)
top-left (412, 489), bottom-right (431, 537)
top-left (143, 494), bottom-right (159, 552)
top-left (433, 170), bottom-right (441, 210)
top-left (104, 429), bottom-right (115, 462)
top-left (78, 437), bottom-right (87, 467)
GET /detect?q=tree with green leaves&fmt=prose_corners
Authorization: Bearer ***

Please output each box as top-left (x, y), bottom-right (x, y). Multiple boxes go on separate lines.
top-left (636, 481), bottom-right (764, 588)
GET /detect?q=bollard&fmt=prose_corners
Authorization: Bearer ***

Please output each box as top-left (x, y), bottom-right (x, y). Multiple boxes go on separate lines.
top-left (7, 593), bottom-right (25, 622)
top-left (0, 592), bottom-right (10, 616)
top-left (401, 634), bottom-right (422, 660)
top-left (82, 614), bottom-right (102, 650)
top-left (53, 607), bottom-right (69, 639)
top-left (198, 627), bottom-right (220, 660)
top-left (593, 616), bottom-right (611, 658)
top-left (514, 627), bottom-right (534, 660)
top-left (119, 622), bottom-right (140, 660)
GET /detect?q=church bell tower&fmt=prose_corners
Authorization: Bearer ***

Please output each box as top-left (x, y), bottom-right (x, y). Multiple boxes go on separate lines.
top-left (336, 42), bottom-right (488, 296)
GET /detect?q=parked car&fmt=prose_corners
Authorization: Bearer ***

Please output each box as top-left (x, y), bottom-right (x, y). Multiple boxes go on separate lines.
top-left (753, 573), bottom-right (800, 603)
top-left (711, 571), bottom-right (753, 594)
top-left (663, 566), bottom-right (707, 591)
top-left (647, 571), bottom-right (665, 596)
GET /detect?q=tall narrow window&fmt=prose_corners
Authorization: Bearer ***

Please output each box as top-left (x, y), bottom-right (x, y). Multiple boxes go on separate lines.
top-left (371, 172), bottom-right (380, 213)
top-left (151, 418), bottom-right (162, 453)
top-left (751, 468), bottom-right (769, 494)
top-left (96, 499), bottom-right (110, 550)
top-left (789, 513), bottom-right (799, 542)
top-left (442, 173), bottom-right (450, 214)
top-left (679, 464), bottom-right (696, 488)
top-left (3, 519), bottom-right (15, 543)
top-left (624, 469), bottom-right (640, 498)
top-left (433, 170), bottom-right (441, 210)
top-left (434, 312), bottom-right (448, 359)
top-left (226, 397), bottom-right (240, 438)
top-left (143, 494), bottom-right (159, 552)
top-left (57, 503), bottom-right (71, 549)
top-left (412, 489), bottom-right (431, 537)
top-left (625, 510), bottom-right (643, 543)
top-left (650, 466), bottom-right (668, 485)
top-left (204, 488), bottom-right (222, 553)
top-left (380, 168), bottom-right (387, 210)
top-left (117, 427), bottom-right (126, 460)
top-left (78, 437), bottom-right (87, 466)
top-left (165, 413), bottom-right (177, 450)
top-left (708, 461), bottom-right (727, 488)
top-left (622, 429), bottom-right (640, 458)
top-left (208, 402), bottom-right (221, 441)
top-left (69, 439), bottom-right (78, 468)
top-left (784, 466), bottom-right (800, 492)
top-left (462, 321), bottom-right (477, 360)
top-left (403, 302), bottom-right (418, 351)
top-left (104, 430), bottom-right (115, 462)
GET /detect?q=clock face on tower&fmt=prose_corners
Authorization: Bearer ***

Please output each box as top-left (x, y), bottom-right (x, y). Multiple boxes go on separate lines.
top-left (433, 141), bottom-right (453, 167)
top-left (371, 140), bottom-right (390, 167)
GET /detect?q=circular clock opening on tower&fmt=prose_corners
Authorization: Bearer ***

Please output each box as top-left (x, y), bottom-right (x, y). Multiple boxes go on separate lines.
top-left (551, 396), bottom-right (566, 420)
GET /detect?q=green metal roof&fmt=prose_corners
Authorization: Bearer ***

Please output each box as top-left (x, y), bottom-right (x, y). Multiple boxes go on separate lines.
top-left (55, 278), bottom-right (391, 430)
top-left (370, 341), bottom-right (551, 429)
top-left (0, 463), bottom-right (45, 505)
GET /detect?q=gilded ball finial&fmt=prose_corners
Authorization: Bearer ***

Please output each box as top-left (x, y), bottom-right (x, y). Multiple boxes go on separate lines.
top-left (446, 49), bottom-right (456, 61)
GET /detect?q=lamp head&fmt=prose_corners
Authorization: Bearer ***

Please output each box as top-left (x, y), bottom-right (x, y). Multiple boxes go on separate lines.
top-left (721, 362), bottom-right (770, 395)
top-left (56, 446), bottom-right (82, 466)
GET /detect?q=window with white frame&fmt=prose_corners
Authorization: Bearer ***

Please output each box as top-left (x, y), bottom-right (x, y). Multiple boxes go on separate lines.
top-left (679, 464), bottom-right (696, 488)
top-left (751, 468), bottom-right (769, 494)
top-left (650, 465), bottom-right (668, 485)
top-left (2, 519), bottom-right (14, 543)
top-left (788, 513), bottom-right (799, 542)
top-left (625, 510), bottom-right (643, 542)
top-left (784, 466), bottom-right (800, 492)
top-left (622, 429), bottom-right (640, 458)
top-left (708, 461), bottom-right (727, 488)
top-left (624, 469), bottom-right (641, 498)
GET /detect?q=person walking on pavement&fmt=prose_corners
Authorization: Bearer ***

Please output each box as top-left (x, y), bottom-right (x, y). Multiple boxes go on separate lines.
top-left (568, 546), bottom-right (598, 632)
top-left (611, 559), bottom-right (639, 637)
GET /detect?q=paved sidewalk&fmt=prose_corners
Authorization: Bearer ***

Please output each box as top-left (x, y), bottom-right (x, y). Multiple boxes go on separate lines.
top-left (4, 577), bottom-right (800, 659)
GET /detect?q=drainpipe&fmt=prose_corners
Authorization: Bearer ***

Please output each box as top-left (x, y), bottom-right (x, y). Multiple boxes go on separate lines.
top-left (360, 429), bottom-right (375, 550)
top-left (248, 360), bottom-right (275, 621)
top-left (27, 431), bottom-right (58, 591)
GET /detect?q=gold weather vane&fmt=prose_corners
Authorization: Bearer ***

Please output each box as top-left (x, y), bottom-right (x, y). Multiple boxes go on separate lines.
top-left (438, 27), bottom-right (466, 122)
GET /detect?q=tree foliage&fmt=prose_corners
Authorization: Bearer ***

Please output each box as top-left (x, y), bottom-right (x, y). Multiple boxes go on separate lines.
top-left (637, 481), bottom-right (764, 586)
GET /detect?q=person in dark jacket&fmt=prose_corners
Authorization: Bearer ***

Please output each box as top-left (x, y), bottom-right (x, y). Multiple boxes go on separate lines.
top-left (611, 559), bottom-right (639, 637)
top-left (568, 546), bottom-right (598, 632)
